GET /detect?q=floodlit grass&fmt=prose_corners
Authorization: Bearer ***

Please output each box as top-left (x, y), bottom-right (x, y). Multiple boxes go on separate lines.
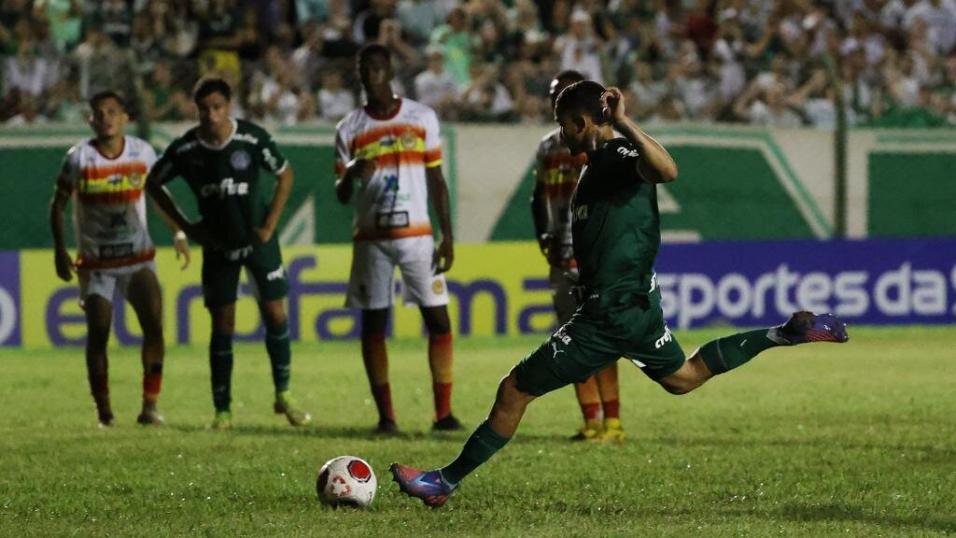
top-left (1, 326), bottom-right (954, 537)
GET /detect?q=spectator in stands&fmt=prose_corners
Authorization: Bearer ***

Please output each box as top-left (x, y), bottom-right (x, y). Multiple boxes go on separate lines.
top-left (554, 9), bottom-right (607, 83)
top-left (72, 27), bottom-right (133, 100)
top-left (353, 0), bottom-right (397, 44)
top-left (33, 0), bottom-right (83, 52)
top-left (292, 21), bottom-right (328, 90)
top-left (88, 0), bottom-right (133, 48)
top-left (251, 45), bottom-right (314, 125)
top-left (430, 7), bottom-right (471, 87)
top-left (627, 60), bottom-right (667, 120)
top-left (904, 0), bottom-right (956, 55)
top-left (414, 45), bottom-right (458, 118)
top-left (3, 38), bottom-right (56, 102)
top-left (143, 60), bottom-right (193, 122)
top-left (317, 69), bottom-right (354, 122)
top-left (397, 0), bottom-right (450, 46)
top-left (734, 80), bottom-right (803, 127)
top-left (460, 62), bottom-right (514, 122)
top-left (195, 0), bottom-right (242, 82)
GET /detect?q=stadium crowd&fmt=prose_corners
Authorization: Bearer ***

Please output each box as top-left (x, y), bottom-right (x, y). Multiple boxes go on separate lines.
top-left (1, 0), bottom-right (954, 128)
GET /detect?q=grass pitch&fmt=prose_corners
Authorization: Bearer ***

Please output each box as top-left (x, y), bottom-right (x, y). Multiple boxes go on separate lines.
top-left (1, 326), bottom-right (954, 537)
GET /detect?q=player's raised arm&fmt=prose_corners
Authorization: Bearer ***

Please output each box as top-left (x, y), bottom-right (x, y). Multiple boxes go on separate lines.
top-left (49, 167), bottom-right (75, 282)
top-left (601, 87), bottom-right (678, 184)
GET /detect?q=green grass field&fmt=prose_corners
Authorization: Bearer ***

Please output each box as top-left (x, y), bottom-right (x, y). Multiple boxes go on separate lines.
top-left (1, 327), bottom-right (954, 537)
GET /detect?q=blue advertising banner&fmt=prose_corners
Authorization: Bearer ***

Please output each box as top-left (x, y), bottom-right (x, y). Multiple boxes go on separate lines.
top-left (656, 238), bottom-right (956, 329)
top-left (0, 250), bottom-right (21, 346)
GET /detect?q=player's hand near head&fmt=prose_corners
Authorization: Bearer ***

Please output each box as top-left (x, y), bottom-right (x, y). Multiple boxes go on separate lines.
top-left (54, 248), bottom-right (74, 282)
top-left (433, 237), bottom-right (454, 274)
top-left (601, 87), bottom-right (627, 126)
top-left (173, 231), bottom-right (191, 270)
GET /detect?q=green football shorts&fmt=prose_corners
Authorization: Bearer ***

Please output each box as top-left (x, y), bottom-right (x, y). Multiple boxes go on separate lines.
top-left (201, 238), bottom-right (289, 308)
top-left (514, 287), bottom-right (686, 396)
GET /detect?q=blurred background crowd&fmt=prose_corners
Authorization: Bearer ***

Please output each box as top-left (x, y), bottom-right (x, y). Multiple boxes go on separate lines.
top-left (1, 0), bottom-right (954, 128)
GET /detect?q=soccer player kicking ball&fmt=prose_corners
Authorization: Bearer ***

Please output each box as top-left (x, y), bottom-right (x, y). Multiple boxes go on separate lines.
top-left (531, 70), bottom-right (625, 443)
top-left (146, 77), bottom-right (310, 430)
top-left (334, 44), bottom-right (460, 434)
top-left (50, 91), bottom-right (191, 427)
top-left (390, 81), bottom-right (849, 507)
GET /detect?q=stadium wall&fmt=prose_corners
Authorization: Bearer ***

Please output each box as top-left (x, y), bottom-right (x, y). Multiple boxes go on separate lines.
top-left (1, 125), bottom-right (954, 250)
top-left (2, 239), bottom-right (954, 348)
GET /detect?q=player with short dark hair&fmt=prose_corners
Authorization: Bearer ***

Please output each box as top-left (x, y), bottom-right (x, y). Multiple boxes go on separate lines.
top-left (390, 81), bottom-right (849, 507)
top-left (334, 43), bottom-right (461, 434)
top-left (531, 70), bottom-right (626, 442)
top-left (146, 77), bottom-right (310, 430)
top-left (51, 90), bottom-right (191, 426)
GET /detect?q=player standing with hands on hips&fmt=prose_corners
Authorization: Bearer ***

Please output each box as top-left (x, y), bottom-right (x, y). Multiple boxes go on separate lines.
top-left (335, 44), bottom-right (461, 435)
top-left (50, 90), bottom-right (190, 427)
top-left (146, 77), bottom-right (310, 430)
top-left (390, 81), bottom-right (849, 507)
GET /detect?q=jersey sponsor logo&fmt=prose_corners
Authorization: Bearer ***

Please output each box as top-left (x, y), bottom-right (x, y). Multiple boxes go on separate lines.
top-left (223, 245), bottom-right (254, 261)
top-left (617, 146), bottom-right (639, 158)
top-left (574, 204), bottom-right (588, 221)
top-left (654, 325), bottom-right (673, 349)
top-left (262, 147), bottom-right (280, 171)
top-left (266, 266), bottom-right (286, 282)
top-left (98, 243), bottom-right (134, 260)
top-left (376, 211), bottom-right (410, 229)
top-left (200, 177), bottom-right (249, 199)
top-left (230, 149), bottom-right (251, 171)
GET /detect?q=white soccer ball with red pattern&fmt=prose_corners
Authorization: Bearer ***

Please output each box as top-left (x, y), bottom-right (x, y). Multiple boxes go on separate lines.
top-left (317, 456), bottom-right (377, 507)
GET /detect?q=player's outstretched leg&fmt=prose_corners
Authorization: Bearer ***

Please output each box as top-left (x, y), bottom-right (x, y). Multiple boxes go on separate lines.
top-left (391, 369), bottom-right (533, 507)
top-left (661, 311), bottom-right (849, 395)
top-left (127, 268), bottom-right (166, 426)
top-left (84, 296), bottom-right (114, 427)
top-left (261, 300), bottom-right (311, 427)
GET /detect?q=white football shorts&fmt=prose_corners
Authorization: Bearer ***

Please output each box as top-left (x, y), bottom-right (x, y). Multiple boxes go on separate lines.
top-left (346, 236), bottom-right (449, 310)
top-left (78, 260), bottom-right (157, 304)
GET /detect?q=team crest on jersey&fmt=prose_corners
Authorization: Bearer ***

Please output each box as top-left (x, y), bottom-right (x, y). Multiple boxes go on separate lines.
top-left (432, 279), bottom-right (444, 294)
top-left (128, 173), bottom-right (145, 188)
top-left (574, 205), bottom-right (589, 221)
top-left (230, 150), bottom-right (251, 170)
top-left (399, 129), bottom-right (419, 149)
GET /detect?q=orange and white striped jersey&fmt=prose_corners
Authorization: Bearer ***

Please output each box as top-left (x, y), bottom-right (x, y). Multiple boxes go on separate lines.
top-left (60, 136), bottom-right (157, 269)
top-left (535, 128), bottom-right (588, 260)
top-left (334, 98), bottom-right (442, 242)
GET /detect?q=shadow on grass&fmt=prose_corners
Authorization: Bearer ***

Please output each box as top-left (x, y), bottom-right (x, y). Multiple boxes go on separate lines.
top-left (777, 502), bottom-right (956, 534)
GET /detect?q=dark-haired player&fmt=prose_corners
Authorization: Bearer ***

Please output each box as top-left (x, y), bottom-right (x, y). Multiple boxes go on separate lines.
top-left (334, 44), bottom-right (460, 434)
top-left (146, 77), bottom-right (310, 430)
top-left (390, 81), bottom-right (849, 506)
top-left (532, 70), bottom-right (625, 442)
top-left (51, 90), bottom-right (191, 426)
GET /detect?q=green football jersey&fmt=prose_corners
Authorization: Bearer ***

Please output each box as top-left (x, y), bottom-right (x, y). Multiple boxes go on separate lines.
top-left (571, 137), bottom-right (660, 295)
top-left (152, 119), bottom-right (288, 249)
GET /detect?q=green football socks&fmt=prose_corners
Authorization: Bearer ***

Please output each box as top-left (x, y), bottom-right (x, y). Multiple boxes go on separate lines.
top-left (209, 333), bottom-right (234, 412)
top-left (265, 321), bottom-right (291, 393)
top-left (698, 329), bottom-right (781, 375)
top-left (440, 420), bottom-right (511, 485)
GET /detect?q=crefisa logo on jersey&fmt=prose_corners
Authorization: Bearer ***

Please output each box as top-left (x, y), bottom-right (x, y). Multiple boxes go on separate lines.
top-left (230, 150), bottom-right (251, 171)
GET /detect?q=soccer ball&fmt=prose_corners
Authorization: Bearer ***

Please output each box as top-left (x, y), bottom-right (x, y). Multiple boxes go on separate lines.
top-left (316, 456), bottom-right (377, 508)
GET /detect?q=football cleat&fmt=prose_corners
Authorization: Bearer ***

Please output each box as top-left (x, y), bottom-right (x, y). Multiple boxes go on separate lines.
top-left (390, 464), bottom-right (456, 508)
top-left (432, 414), bottom-right (464, 432)
top-left (570, 419), bottom-right (603, 441)
top-left (770, 312), bottom-right (849, 345)
top-left (97, 409), bottom-right (114, 428)
top-left (274, 392), bottom-right (311, 427)
top-left (375, 418), bottom-right (399, 435)
top-left (210, 410), bottom-right (233, 431)
top-left (598, 418), bottom-right (625, 443)
top-left (136, 407), bottom-right (165, 426)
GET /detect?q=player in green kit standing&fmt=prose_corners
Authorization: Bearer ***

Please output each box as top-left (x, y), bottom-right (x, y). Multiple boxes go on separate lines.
top-left (390, 81), bottom-right (849, 506)
top-left (146, 77), bottom-right (311, 429)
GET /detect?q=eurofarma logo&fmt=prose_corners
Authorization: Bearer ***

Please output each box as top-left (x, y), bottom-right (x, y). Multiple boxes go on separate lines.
top-left (0, 251), bottom-right (21, 346)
